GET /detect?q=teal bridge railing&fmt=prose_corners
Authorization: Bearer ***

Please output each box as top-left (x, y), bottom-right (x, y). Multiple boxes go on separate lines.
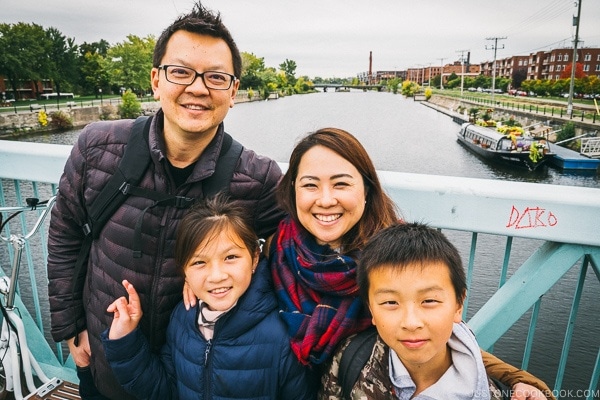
top-left (1, 140), bottom-right (599, 399)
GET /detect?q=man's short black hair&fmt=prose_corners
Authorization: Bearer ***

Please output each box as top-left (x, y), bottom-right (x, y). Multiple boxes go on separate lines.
top-left (153, 2), bottom-right (242, 78)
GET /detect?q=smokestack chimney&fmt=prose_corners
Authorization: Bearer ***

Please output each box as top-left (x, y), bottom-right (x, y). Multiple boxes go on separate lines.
top-left (369, 51), bottom-right (373, 84)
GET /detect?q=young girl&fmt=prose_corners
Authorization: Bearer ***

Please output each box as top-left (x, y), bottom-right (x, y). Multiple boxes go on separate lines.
top-left (101, 195), bottom-right (314, 399)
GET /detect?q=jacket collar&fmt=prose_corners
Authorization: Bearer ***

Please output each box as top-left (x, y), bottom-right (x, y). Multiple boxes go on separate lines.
top-left (149, 108), bottom-right (227, 183)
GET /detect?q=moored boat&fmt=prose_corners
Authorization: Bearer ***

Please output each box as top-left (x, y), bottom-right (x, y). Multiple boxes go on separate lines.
top-left (456, 122), bottom-right (552, 171)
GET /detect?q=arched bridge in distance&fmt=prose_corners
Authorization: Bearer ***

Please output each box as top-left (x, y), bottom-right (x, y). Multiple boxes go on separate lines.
top-left (312, 83), bottom-right (385, 92)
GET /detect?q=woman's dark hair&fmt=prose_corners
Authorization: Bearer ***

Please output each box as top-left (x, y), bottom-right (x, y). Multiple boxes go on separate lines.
top-left (277, 127), bottom-right (399, 254)
top-left (153, 2), bottom-right (242, 78)
top-left (174, 194), bottom-right (259, 271)
top-left (357, 222), bottom-right (467, 305)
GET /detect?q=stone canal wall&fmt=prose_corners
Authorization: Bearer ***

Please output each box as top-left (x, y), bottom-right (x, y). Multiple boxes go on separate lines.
top-left (0, 103), bottom-right (161, 137)
top-left (0, 91), bottom-right (275, 138)
top-left (428, 94), bottom-right (600, 134)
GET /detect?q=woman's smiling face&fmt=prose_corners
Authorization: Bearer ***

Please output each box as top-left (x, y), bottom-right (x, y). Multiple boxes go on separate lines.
top-left (294, 145), bottom-right (366, 249)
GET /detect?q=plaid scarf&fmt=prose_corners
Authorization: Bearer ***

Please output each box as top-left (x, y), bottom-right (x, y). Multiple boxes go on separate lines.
top-left (270, 216), bottom-right (372, 366)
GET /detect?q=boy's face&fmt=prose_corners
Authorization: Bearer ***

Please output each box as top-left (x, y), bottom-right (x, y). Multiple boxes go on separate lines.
top-left (184, 227), bottom-right (257, 311)
top-left (368, 261), bottom-right (463, 376)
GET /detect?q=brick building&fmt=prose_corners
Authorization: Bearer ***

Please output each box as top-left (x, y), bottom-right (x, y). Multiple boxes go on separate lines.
top-left (1, 76), bottom-right (53, 101)
top-left (359, 46), bottom-right (600, 87)
top-left (479, 47), bottom-right (600, 81)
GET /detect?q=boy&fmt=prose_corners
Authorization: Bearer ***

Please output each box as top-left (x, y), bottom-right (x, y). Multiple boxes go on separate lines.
top-left (320, 222), bottom-right (550, 400)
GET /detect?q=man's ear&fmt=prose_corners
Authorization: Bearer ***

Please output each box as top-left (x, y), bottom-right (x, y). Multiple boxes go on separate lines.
top-left (229, 79), bottom-right (240, 108)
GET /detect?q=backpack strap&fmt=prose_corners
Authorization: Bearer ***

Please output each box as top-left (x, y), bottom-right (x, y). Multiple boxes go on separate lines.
top-left (203, 132), bottom-right (243, 197)
top-left (339, 326), bottom-right (378, 400)
top-left (490, 376), bottom-right (513, 400)
top-left (71, 115), bottom-right (152, 343)
top-left (88, 116), bottom-right (153, 239)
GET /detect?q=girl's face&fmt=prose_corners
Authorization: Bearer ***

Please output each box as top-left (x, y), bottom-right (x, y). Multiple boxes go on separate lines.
top-left (294, 145), bottom-right (366, 250)
top-left (184, 226), bottom-right (257, 311)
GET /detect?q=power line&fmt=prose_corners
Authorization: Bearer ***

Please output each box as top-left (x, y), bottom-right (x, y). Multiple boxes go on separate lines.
top-left (498, 1), bottom-right (574, 38)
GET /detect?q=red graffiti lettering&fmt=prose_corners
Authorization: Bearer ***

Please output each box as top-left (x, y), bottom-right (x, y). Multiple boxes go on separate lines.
top-left (547, 212), bottom-right (558, 226)
top-left (506, 206), bottom-right (558, 229)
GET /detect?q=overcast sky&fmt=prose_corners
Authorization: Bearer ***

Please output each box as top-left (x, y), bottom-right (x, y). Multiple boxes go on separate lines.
top-left (4, 0), bottom-right (600, 78)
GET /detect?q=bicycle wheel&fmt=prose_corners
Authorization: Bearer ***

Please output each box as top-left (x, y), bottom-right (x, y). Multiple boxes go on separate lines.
top-left (0, 363), bottom-right (7, 400)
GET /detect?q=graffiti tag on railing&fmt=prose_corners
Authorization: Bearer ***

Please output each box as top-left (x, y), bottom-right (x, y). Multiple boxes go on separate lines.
top-left (506, 206), bottom-right (558, 229)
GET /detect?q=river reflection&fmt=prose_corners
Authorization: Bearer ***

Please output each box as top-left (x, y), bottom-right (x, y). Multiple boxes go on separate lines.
top-left (5, 91), bottom-right (600, 396)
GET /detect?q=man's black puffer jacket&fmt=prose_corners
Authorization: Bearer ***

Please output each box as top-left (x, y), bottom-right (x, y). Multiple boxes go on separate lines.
top-left (47, 109), bottom-right (285, 399)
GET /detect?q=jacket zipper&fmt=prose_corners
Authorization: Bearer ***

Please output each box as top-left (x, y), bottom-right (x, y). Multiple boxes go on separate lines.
top-left (204, 339), bottom-right (213, 399)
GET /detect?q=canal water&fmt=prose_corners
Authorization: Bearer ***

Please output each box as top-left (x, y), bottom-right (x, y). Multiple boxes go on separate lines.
top-left (4, 90), bottom-right (600, 396)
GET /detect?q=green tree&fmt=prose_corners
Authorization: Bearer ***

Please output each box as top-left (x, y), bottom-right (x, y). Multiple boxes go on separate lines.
top-left (387, 77), bottom-right (402, 94)
top-left (276, 71), bottom-right (288, 90)
top-left (257, 67), bottom-right (278, 92)
top-left (279, 59), bottom-right (297, 87)
top-left (445, 72), bottom-right (460, 89)
top-left (294, 76), bottom-right (313, 93)
top-left (0, 22), bottom-right (48, 99)
top-left (107, 35), bottom-right (155, 96)
top-left (240, 52), bottom-right (266, 90)
top-left (45, 27), bottom-right (79, 96)
top-left (554, 79), bottom-right (569, 96)
top-left (79, 50), bottom-right (111, 95)
top-left (472, 74), bottom-right (490, 88)
top-left (581, 76), bottom-right (600, 96)
top-left (496, 77), bottom-right (511, 92)
top-left (78, 40), bottom-right (111, 95)
top-left (79, 40), bottom-right (110, 57)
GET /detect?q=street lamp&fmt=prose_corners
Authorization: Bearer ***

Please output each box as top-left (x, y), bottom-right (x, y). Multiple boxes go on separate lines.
top-left (99, 88), bottom-right (103, 106)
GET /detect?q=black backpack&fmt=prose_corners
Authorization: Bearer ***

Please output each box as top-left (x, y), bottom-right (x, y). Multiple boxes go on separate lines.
top-left (338, 326), bottom-right (378, 400)
top-left (70, 115), bottom-right (243, 301)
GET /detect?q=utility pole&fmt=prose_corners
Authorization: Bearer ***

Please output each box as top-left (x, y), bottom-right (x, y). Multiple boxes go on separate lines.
top-left (428, 63), bottom-right (432, 87)
top-left (567, 0), bottom-right (582, 118)
top-left (438, 57), bottom-right (445, 89)
top-left (485, 36), bottom-right (506, 103)
top-left (456, 49), bottom-right (469, 98)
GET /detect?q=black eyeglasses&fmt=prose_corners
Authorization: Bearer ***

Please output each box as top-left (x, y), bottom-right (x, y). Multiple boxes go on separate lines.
top-left (158, 65), bottom-right (236, 90)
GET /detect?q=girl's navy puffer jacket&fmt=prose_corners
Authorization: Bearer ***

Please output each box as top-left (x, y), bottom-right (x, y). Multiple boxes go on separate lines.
top-left (102, 259), bottom-right (315, 400)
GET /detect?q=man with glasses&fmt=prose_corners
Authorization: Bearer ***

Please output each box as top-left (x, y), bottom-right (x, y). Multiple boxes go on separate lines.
top-left (47, 3), bottom-right (285, 399)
